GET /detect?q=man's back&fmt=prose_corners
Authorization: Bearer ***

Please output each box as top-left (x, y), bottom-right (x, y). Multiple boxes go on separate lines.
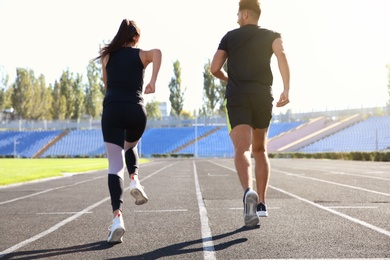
top-left (218, 24), bottom-right (280, 97)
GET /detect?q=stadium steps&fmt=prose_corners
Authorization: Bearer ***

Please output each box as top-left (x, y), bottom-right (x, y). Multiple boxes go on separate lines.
top-left (275, 114), bottom-right (363, 152)
top-left (268, 117), bottom-right (331, 152)
top-left (172, 125), bottom-right (224, 153)
top-left (32, 130), bottom-right (70, 158)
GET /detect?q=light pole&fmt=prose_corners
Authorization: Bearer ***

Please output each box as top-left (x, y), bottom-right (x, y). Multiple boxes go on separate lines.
top-left (14, 138), bottom-right (19, 158)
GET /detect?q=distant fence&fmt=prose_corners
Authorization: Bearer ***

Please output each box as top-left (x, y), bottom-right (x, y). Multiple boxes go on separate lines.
top-left (0, 116), bottom-right (228, 131)
top-left (1, 106), bottom-right (387, 130)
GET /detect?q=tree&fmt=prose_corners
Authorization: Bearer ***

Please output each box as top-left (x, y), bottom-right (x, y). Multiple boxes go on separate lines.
top-left (30, 74), bottom-right (52, 120)
top-left (59, 70), bottom-right (76, 119)
top-left (72, 73), bottom-right (85, 120)
top-left (180, 109), bottom-right (192, 119)
top-left (11, 68), bottom-right (36, 119)
top-left (202, 60), bottom-right (225, 116)
top-left (0, 69), bottom-right (9, 110)
top-left (85, 60), bottom-right (104, 118)
top-left (51, 81), bottom-right (66, 120)
top-left (145, 99), bottom-right (162, 120)
top-left (202, 59), bottom-right (221, 116)
top-left (168, 60), bottom-right (185, 116)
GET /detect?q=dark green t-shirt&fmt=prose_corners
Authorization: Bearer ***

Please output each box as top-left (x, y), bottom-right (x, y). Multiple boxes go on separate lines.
top-left (218, 24), bottom-right (281, 97)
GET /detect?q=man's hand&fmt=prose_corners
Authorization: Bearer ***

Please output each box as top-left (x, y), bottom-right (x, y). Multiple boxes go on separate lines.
top-left (276, 90), bottom-right (289, 107)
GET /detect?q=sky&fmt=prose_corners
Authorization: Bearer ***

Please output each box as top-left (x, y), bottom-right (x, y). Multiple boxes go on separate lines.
top-left (0, 0), bottom-right (390, 114)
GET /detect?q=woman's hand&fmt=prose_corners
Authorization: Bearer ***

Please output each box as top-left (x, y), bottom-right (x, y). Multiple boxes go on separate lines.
top-left (144, 83), bottom-right (155, 94)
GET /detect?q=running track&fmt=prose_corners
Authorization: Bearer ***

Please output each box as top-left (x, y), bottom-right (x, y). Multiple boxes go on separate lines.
top-left (0, 158), bottom-right (389, 259)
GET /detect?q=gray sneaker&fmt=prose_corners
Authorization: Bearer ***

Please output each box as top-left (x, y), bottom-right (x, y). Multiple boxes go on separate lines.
top-left (243, 188), bottom-right (259, 227)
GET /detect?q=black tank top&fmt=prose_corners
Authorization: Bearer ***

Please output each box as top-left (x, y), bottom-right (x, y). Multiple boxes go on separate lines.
top-left (104, 47), bottom-right (145, 105)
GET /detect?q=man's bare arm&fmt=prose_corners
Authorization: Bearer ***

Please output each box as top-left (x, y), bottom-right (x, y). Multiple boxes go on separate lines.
top-left (272, 38), bottom-right (290, 107)
top-left (211, 50), bottom-right (228, 82)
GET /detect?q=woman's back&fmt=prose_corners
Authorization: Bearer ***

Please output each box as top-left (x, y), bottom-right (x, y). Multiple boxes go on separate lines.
top-left (105, 47), bottom-right (144, 104)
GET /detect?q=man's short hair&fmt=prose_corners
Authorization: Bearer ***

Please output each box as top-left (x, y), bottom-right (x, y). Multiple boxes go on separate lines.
top-left (239, 0), bottom-right (261, 17)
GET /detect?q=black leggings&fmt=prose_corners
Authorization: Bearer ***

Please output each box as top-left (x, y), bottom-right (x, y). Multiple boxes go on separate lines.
top-left (102, 102), bottom-right (147, 211)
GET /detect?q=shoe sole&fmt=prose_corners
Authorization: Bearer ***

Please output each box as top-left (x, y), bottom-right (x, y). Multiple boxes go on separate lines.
top-left (130, 188), bottom-right (148, 205)
top-left (244, 193), bottom-right (259, 227)
top-left (107, 227), bottom-right (125, 244)
top-left (257, 211), bottom-right (268, 217)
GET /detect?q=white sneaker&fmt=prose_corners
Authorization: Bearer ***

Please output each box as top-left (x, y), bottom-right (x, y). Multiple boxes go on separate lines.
top-left (243, 188), bottom-right (259, 227)
top-left (257, 203), bottom-right (268, 217)
top-left (107, 212), bottom-right (125, 244)
top-left (129, 178), bottom-right (148, 205)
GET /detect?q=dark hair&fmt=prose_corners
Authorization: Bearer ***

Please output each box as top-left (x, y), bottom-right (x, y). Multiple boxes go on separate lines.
top-left (95, 19), bottom-right (140, 60)
top-left (239, 0), bottom-right (261, 17)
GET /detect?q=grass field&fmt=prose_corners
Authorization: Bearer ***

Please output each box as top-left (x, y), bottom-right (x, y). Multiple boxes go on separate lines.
top-left (0, 158), bottom-right (147, 186)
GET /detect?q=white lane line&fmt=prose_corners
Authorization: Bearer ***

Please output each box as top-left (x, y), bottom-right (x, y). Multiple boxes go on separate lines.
top-left (193, 161), bottom-right (216, 260)
top-left (328, 170), bottom-right (390, 181)
top-left (228, 207), bottom-right (280, 210)
top-left (209, 161), bottom-right (390, 238)
top-left (0, 176), bottom-right (105, 205)
top-left (134, 209), bottom-right (188, 213)
top-left (269, 185), bottom-right (390, 238)
top-left (240, 258), bottom-right (390, 260)
top-left (0, 162), bottom-right (177, 259)
top-left (327, 206), bottom-right (378, 209)
top-left (273, 169), bottom-right (390, 197)
top-left (207, 173), bottom-right (229, 177)
top-left (37, 212), bottom-right (93, 215)
top-left (0, 161), bottom-right (166, 206)
top-left (0, 196), bottom-right (110, 259)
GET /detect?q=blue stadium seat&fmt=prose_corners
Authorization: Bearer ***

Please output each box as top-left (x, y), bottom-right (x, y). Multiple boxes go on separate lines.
top-left (298, 116), bottom-right (390, 152)
top-left (41, 129), bottom-right (105, 157)
top-left (0, 130), bottom-right (62, 157)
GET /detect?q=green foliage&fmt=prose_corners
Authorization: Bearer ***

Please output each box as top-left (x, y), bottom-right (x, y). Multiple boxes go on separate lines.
top-left (0, 69), bottom-right (9, 110)
top-left (31, 74), bottom-right (52, 120)
top-left (168, 60), bottom-right (185, 116)
top-left (72, 73), bottom-right (85, 120)
top-left (202, 59), bottom-right (219, 115)
top-left (202, 60), bottom-right (226, 116)
top-left (145, 99), bottom-right (162, 119)
top-left (11, 68), bottom-right (51, 119)
top-left (85, 60), bottom-right (104, 119)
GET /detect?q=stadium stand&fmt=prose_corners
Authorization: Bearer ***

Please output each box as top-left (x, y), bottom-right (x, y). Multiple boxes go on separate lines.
top-left (40, 129), bottom-right (105, 157)
top-left (1, 116), bottom-right (389, 158)
top-left (0, 130), bottom-right (62, 158)
top-left (298, 116), bottom-right (390, 152)
top-left (179, 126), bottom-right (233, 157)
top-left (139, 126), bottom-right (218, 157)
top-left (268, 121), bottom-right (305, 138)
top-left (269, 114), bottom-right (363, 152)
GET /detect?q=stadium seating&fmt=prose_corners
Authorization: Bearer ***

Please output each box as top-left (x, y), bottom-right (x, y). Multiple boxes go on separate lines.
top-left (40, 129), bottom-right (105, 157)
top-left (268, 121), bottom-right (305, 138)
top-left (298, 116), bottom-right (390, 152)
top-left (139, 126), bottom-right (218, 156)
top-left (0, 130), bottom-right (62, 157)
top-left (179, 126), bottom-right (234, 157)
top-left (176, 122), bottom-right (305, 157)
top-left (1, 116), bottom-right (388, 158)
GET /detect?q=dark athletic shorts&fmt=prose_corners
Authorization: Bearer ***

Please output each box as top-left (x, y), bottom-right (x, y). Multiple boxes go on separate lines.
top-left (101, 102), bottom-right (147, 148)
top-left (225, 93), bottom-right (273, 132)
